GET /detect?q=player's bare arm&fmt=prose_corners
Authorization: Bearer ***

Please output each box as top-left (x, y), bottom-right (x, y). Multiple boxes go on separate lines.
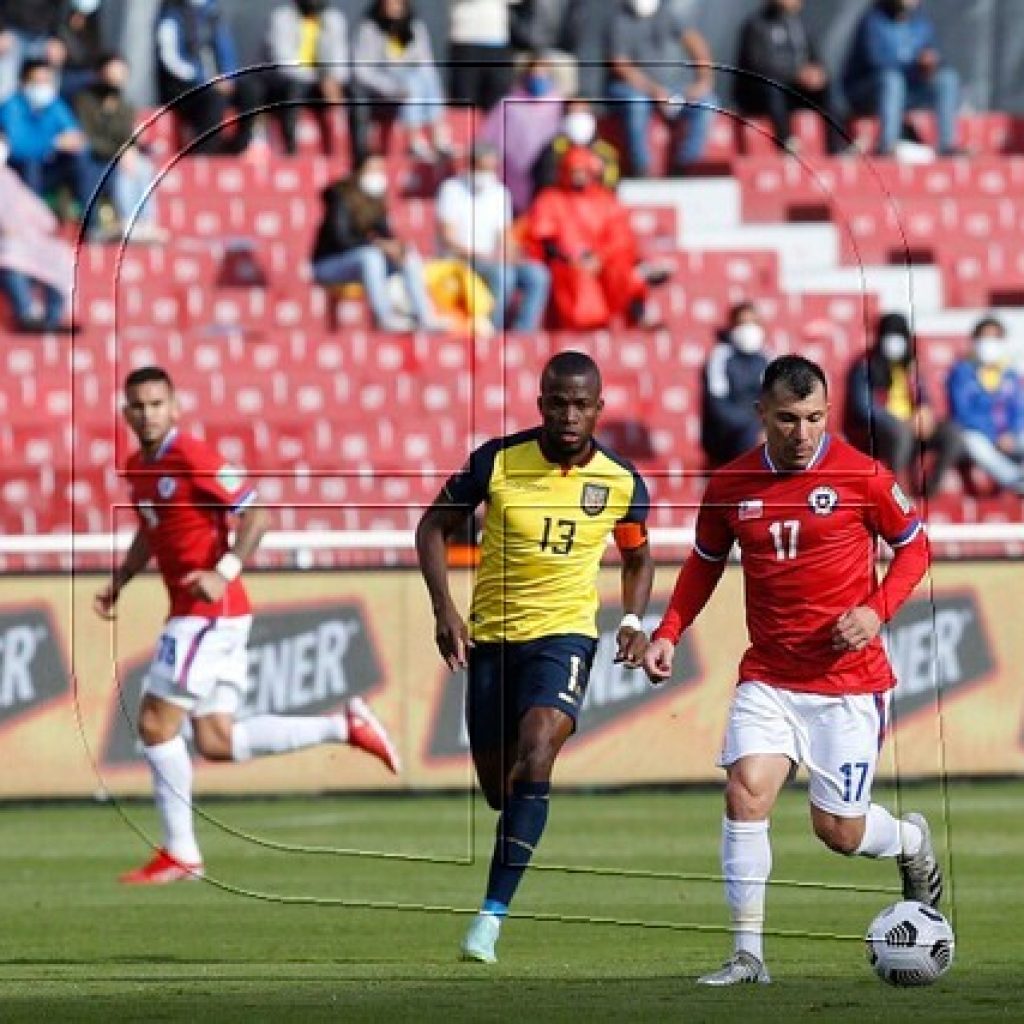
top-left (615, 540), bottom-right (654, 668)
top-left (93, 529), bottom-right (152, 620)
top-left (182, 504), bottom-right (270, 603)
top-left (415, 499), bottom-right (473, 671)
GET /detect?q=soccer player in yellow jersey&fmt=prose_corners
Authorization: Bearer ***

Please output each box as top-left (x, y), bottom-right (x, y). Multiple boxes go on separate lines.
top-left (416, 351), bottom-right (654, 963)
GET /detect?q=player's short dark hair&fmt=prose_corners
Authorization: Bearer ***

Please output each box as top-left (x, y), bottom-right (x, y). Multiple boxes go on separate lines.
top-left (541, 350), bottom-right (602, 393)
top-left (124, 365), bottom-right (174, 393)
top-left (20, 59), bottom-right (52, 82)
top-left (971, 315), bottom-right (1006, 339)
top-left (761, 355), bottom-right (827, 400)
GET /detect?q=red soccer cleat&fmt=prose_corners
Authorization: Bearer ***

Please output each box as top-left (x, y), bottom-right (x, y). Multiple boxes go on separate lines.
top-left (345, 697), bottom-right (401, 774)
top-left (119, 848), bottom-right (205, 885)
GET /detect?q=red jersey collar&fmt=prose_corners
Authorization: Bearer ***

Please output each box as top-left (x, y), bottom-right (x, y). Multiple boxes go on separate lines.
top-left (761, 432), bottom-right (830, 474)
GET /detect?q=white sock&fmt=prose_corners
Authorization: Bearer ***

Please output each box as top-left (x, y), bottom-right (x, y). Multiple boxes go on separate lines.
top-left (854, 804), bottom-right (923, 858)
top-left (231, 715), bottom-right (346, 762)
top-left (722, 818), bottom-right (770, 962)
top-left (144, 736), bottom-right (201, 864)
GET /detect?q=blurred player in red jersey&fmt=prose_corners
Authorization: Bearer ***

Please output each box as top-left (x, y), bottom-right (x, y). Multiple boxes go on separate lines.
top-left (644, 355), bottom-right (942, 986)
top-left (95, 366), bottom-right (400, 885)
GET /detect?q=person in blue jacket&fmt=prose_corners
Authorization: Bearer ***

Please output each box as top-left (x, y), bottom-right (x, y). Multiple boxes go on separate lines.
top-left (700, 301), bottom-right (770, 466)
top-left (843, 0), bottom-right (961, 157)
top-left (947, 317), bottom-right (1024, 495)
top-left (0, 58), bottom-right (103, 222)
top-left (155, 0), bottom-right (260, 154)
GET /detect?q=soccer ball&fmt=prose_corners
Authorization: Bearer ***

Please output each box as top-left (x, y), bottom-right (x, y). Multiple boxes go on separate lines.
top-left (865, 900), bottom-right (955, 986)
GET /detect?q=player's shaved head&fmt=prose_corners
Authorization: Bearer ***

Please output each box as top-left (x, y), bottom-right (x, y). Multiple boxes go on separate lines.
top-left (124, 365), bottom-right (174, 395)
top-left (761, 355), bottom-right (827, 402)
top-left (541, 351), bottom-right (602, 395)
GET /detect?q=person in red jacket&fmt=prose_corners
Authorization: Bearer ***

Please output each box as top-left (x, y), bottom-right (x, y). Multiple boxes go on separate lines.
top-left (525, 145), bottom-right (666, 329)
top-left (95, 366), bottom-right (400, 885)
top-left (645, 355), bottom-right (941, 986)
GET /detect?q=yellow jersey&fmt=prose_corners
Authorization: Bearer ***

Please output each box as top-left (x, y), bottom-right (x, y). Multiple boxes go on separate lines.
top-left (443, 428), bottom-right (649, 642)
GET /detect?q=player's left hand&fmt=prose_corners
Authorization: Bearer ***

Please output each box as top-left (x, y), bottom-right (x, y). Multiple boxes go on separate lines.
top-left (615, 626), bottom-right (648, 669)
top-left (182, 570), bottom-right (228, 603)
top-left (832, 606), bottom-right (881, 652)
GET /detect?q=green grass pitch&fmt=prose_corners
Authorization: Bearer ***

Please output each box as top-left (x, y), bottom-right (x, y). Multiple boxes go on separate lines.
top-left (1, 780), bottom-right (1020, 1022)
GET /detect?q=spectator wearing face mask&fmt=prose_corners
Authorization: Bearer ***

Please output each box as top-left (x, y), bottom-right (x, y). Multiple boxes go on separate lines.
top-left (735, 0), bottom-right (849, 156)
top-left (524, 144), bottom-right (665, 330)
top-left (436, 141), bottom-right (550, 331)
top-left (479, 54), bottom-right (564, 216)
top-left (846, 312), bottom-right (962, 496)
top-left (0, 58), bottom-right (103, 223)
top-left (531, 95), bottom-right (619, 200)
top-left (350, 0), bottom-right (450, 164)
top-left (58, 0), bottom-right (105, 102)
top-left (155, 0), bottom-right (262, 155)
top-left (0, 131), bottom-right (74, 332)
top-left (700, 302), bottom-right (771, 466)
top-left (75, 52), bottom-right (166, 243)
top-left (843, 0), bottom-right (962, 157)
top-left (606, 0), bottom-right (718, 177)
top-left (0, 0), bottom-right (65, 102)
top-left (947, 317), bottom-right (1024, 495)
top-left (311, 154), bottom-right (441, 333)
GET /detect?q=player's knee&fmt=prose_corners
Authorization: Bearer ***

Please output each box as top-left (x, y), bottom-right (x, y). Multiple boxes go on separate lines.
top-left (513, 744), bottom-right (557, 784)
top-left (138, 706), bottom-right (172, 746)
top-left (192, 722), bottom-right (234, 761)
top-left (724, 777), bottom-right (771, 820)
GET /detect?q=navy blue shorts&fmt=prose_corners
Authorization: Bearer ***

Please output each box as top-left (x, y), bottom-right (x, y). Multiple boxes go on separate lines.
top-left (466, 634), bottom-right (598, 753)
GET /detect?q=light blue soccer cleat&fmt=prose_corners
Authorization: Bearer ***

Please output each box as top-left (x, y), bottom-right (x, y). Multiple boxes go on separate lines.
top-left (460, 912), bottom-right (502, 964)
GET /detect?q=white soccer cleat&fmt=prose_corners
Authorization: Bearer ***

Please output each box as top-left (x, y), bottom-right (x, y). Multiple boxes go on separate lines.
top-left (897, 812), bottom-right (943, 907)
top-left (697, 951), bottom-right (771, 986)
top-left (460, 912), bottom-right (501, 964)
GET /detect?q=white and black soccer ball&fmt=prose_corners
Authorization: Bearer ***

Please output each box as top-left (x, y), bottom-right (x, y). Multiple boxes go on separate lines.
top-left (865, 900), bottom-right (955, 986)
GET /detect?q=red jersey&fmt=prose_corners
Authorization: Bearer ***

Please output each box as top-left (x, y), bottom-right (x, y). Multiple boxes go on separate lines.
top-left (656, 434), bottom-right (928, 695)
top-left (125, 429), bottom-right (257, 619)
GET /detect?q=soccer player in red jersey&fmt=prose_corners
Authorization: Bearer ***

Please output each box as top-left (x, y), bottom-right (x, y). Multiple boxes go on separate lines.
top-left (644, 355), bottom-right (942, 985)
top-left (95, 366), bottom-right (400, 885)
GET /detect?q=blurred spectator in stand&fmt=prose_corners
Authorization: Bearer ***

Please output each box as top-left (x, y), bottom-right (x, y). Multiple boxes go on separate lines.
top-left (947, 317), bottom-right (1024, 495)
top-left (843, 0), bottom-right (961, 157)
top-left (479, 53), bottom-right (563, 215)
top-left (0, 132), bottom-right (73, 332)
top-left (155, 0), bottom-right (261, 155)
top-left (75, 53), bottom-right (166, 243)
top-left (437, 141), bottom-right (550, 331)
top-left (448, 0), bottom-right (516, 112)
top-left (846, 312), bottom-right (962, 496)
top-left (0, 0), bottom-right (64, 101)
top-left (700, 301), bottom-right (770, 466)
top-left (605, 0), bottom-right (717, 176)
top-left (524, 145), bottom-right (667, 330)
top-left (58, 0), bottom-right (105, 102)
top-left (350, 0), bottom-right (450, 163)
top-left (0, 59), bottom-right (103, 226)
top-left (735, 0), bottom-right (848, 156)
top-left (531, 95), bottom-right (619, 198)
top-left (260, 0), bottom-right (348, 157)
top-left (311, 154), bottom-right (442, 333)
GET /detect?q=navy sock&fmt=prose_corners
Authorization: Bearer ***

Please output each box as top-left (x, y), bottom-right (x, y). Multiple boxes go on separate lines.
top-left (482, 780), bottom-right (551, 914)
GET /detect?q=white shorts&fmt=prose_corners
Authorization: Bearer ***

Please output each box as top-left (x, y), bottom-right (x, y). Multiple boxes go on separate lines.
top-left (718, 681), bottom-right (890, 818)
top-left (141, 615), bottom-right (252, 717)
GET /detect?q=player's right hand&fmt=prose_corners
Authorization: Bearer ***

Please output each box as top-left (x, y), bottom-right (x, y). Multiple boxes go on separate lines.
top-left (434, 605), bottom-right (471, 671)
top-left (93, 584), bottom-right (118, 620)
top-left (643, 637), bottom-right (675, 685)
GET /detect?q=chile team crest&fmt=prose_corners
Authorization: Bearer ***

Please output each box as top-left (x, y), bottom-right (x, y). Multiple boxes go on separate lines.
top-left (807, 485), bottom-right (839, 515)
top-left (580, 482), bottom-right (610, 516)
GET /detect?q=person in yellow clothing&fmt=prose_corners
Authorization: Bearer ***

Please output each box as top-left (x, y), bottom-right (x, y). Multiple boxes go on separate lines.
top-left (416, 350), bottom-right (654, 964)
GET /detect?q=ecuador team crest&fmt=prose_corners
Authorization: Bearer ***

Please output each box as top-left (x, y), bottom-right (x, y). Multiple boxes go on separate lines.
top-left (580, 482), bottom-right (610, 516)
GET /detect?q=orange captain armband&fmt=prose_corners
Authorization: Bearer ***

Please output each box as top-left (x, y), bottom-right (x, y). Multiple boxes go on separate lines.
top-left (613, 521), bottom-right (648, 552)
